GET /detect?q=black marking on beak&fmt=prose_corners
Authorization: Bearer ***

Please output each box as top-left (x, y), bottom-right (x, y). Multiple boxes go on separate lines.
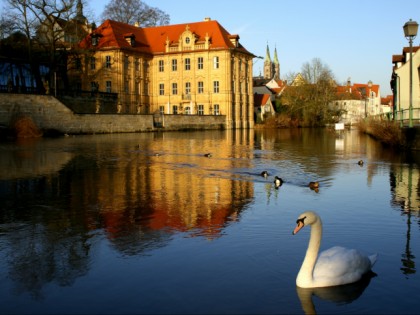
top-left (296, 216), bottom-right (306, 226)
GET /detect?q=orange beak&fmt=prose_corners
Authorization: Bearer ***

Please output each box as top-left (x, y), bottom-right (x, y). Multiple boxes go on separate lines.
top-left (293, 221), bottom-right (304, 235)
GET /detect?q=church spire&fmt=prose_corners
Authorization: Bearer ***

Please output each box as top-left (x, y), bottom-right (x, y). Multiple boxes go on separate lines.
top-left (75, 0), bottom-right (87, 24)
top-left (264, 43), bottom-right (272, 79)
top-left (273, 46), bottom-right (280, 80)
top-left (273, 46), bottom-right (279, 64)
top-left (265, 43), bottom-right (271, 62)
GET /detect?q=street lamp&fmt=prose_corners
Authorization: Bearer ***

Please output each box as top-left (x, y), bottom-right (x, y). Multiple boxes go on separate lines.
top-left (403, 19), bottom-right (419, 127)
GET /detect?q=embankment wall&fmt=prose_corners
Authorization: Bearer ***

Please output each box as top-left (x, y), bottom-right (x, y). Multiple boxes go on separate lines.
top-left (0, 94), bottom-right (226, 134)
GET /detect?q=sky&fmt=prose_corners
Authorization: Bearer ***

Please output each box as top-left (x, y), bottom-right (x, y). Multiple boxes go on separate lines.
top-left (85, 0), bottom-right (420, 96)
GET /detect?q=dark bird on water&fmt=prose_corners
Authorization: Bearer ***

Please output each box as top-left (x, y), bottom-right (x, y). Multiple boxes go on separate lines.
top-left (261, 171), bottom-right (269, 178)
top-left (309, 181), bottom-right (319, 189)
top-left (274, 176), bottom-right (283, 188)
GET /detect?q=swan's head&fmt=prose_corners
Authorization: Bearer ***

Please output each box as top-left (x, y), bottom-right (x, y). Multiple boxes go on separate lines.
top-left (292, 211), bottom-right (320, 235)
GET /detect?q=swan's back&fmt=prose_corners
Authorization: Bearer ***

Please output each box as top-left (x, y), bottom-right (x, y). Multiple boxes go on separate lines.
top-left (313, 246), bottom-right (377, 287)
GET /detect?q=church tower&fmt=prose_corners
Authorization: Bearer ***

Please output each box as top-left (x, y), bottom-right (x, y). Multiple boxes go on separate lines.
top-left (75, 0), bottom-right (87, 24)
top-left (273, 46), bottom-right (280, 80)
top-left (263, 44), bottom-right (272, 79)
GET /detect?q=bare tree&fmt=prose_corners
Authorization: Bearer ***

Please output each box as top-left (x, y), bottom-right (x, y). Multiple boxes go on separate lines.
top-left (2, 0), bottom-right (43, 91)
top-left (0, 15), bottom-right (17, 39)
top-left (101, 0), bottom-right (169, 26)
top-left (3, 0), bottom-right (91, 93)
top-left (280, 58), bottom-right (337, 126)
top-left (301, 57), bottom-right (333, 84)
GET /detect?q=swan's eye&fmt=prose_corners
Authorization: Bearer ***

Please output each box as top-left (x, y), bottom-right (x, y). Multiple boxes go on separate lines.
top-left (296, 216), bottom-right (306, 225)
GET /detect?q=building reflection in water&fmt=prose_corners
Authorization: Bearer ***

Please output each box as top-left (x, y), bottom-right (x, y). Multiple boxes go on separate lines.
top-left (332, 128), bottom-right (420, 278)
top-left (0, 130), bottom-right (256, 297)
top-left (85, 130), bottom-right (255, 251)
top-left (390, 163), bottom-right (420, 277)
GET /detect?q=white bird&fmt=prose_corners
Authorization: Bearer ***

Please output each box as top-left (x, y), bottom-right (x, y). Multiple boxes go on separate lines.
top-left (292, 211), bottom-right (377, 288)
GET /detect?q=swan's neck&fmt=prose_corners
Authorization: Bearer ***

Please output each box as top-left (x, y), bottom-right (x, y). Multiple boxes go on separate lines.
top-left (297, 218), bottom-right (322, 288)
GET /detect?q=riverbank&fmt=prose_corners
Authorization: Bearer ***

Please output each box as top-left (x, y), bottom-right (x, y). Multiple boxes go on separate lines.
top-left (357, 118), bottom-right (420, 150)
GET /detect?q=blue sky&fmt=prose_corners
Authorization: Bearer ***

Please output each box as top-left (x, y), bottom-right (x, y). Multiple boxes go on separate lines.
top-left (88, 0), bottom-right (420, 95)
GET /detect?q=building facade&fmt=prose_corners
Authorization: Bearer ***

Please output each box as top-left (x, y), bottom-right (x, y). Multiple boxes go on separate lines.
top-left (332, 79), bottom-right (383, 125)
top-left (392, 46), bottom-right (420, 121)
top-left (71, 18), bottom-right (256, 129)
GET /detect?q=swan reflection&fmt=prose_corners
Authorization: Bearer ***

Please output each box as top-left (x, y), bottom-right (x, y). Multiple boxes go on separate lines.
top-left (296, 272), bottom-right (375, 315)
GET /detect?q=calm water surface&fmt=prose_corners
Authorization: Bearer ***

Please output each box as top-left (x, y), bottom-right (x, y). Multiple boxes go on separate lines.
top-left (0, 129), bottom-right (419, 314)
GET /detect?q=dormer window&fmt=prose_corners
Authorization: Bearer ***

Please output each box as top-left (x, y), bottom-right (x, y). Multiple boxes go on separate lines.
top-left (124, 33), bottom-right (135, 47)
top-left (180, 25), bottom-right (196, 50)
top-left (229, 35), bottom-right (240, 47)
top-left (91, 33), bottom-right (102, 46)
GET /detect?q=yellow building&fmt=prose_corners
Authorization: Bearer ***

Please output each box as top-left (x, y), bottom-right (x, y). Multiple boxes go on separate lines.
top-left (72, 18), bottom-right (256, 129)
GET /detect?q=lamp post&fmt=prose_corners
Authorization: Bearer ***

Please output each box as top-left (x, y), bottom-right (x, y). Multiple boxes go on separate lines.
top-left (403, 19), bottom-right (419, 127)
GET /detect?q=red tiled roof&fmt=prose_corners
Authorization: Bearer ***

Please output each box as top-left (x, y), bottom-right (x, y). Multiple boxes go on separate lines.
top-left (80, 19), bottom-right (253, 55)
top-left (353, 83), bottom-right (379, 96)
top-left (393, 46), bottom-right (420, 64)
top-left (254, 94), bottom-right (271, 107)
top-left (335, 83), bottom-right (380, 99)
top-left (381, 95), bottom-right (393, 106)
top-left (402, 46), bottom-right (420, 54)
top-left (392, 54), bottom-right (404, 63)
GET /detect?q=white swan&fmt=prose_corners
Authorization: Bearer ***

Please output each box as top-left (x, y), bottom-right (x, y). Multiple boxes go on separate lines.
top-left (292, 211), bottom-right (377, 288)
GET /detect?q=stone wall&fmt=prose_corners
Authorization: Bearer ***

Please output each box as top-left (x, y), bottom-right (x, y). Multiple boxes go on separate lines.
top-left (0, 94), bottom-right (226, 135)
top-left (402, 127), bottom-right (420, 151)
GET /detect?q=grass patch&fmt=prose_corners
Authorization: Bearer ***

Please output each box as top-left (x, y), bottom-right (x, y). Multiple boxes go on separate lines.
top-left (358, 118), bottom-right (405, 147)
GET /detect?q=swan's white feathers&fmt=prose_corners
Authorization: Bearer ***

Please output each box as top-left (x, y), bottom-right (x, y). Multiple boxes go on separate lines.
top-left (313, 246), bottom-right (374, 287)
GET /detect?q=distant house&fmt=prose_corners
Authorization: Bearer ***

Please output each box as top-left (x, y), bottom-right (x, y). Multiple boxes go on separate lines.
top-left (381, 95), bottom-right (393, 108)
top-left (289, 73), bottom-right (306, 86)
top-left (331, 79), bottom-right (384, 125)
top-left (265, 78), bottom-right (287, 97)
top-left (254, 93), bottom-right (275, 122)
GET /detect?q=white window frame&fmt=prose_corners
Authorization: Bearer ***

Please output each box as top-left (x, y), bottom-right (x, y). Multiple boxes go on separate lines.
top-left (213, 81), bottom-right (219, 93)
top-left (106, 80), bottom-right (112, 93)
top-left (198, 57), bottom-right (204, 70)
top-left (213, 56), bottom-right (219, 69)
top-left (198, 81), bottom-right (204, 94)
top-left (105, 55), bottom-right (111, 68)
top-left (185, 58), bottom-right (191, 70)
top-left (213, 104), bottom-right (220, 115)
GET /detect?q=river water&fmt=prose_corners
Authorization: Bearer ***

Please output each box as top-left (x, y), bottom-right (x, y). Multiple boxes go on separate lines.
top-left (0, 128), bottom-right (419, 314)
